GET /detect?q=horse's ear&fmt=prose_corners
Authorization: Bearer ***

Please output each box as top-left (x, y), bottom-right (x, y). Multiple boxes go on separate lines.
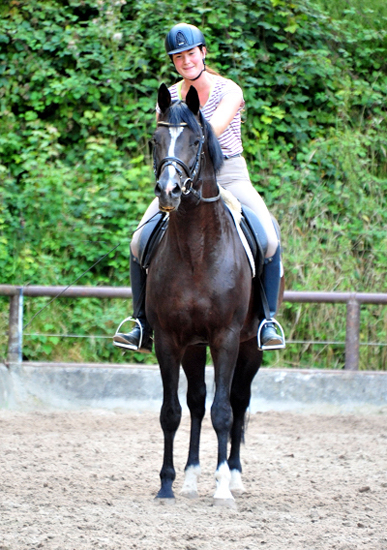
top-left (186, 86), bottom-right (200, 115)
top-left (158, 83), bottom-right (171, 113)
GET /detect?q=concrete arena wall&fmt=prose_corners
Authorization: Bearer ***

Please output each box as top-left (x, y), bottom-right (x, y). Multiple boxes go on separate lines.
top-left (1, 362), bottom-right (387, 414)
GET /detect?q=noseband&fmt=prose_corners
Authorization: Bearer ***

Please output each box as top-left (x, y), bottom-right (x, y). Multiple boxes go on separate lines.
top-left (154, 121), bottom-right (221, 204)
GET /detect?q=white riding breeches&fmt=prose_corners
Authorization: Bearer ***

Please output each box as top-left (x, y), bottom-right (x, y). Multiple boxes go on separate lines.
top-left (216, 156), bottom-right (278, 258)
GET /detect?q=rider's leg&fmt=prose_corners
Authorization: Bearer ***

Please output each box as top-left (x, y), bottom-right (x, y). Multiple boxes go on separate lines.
top-left (260, 242), bottom-right (284, 348)
top-left (218, 157), bottom-right (284, 348)
top-left (131, 197), bottom-right (160, 260)
top-left (218, 157), bottom-right (278, 257)
top-left (113, 198), bottom-right (159, 353)
top-left (113, 252), bottom-right (153, 352)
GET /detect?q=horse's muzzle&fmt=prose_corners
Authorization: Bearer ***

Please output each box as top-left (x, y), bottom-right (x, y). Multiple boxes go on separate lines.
top-left (154, 178), bottom-right (182, 212)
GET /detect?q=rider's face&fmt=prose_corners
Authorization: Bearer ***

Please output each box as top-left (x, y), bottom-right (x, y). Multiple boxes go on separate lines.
top-left (172, 46), bottom-right (206, 79)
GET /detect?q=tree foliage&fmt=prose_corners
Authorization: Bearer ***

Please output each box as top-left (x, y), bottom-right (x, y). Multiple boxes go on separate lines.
top-left (1, 0), bottom-right (386, 367)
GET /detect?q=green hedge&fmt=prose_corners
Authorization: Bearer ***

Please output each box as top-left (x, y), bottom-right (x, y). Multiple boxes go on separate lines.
top-left (1, 0), bottom-right (386, 368)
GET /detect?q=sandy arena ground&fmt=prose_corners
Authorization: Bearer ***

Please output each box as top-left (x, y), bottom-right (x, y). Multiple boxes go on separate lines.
top-left (0, 409), bottom-right (386, 550)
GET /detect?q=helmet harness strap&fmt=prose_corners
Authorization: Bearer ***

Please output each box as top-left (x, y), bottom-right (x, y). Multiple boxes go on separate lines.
top-left (186, 57), bottom-right (206, 82)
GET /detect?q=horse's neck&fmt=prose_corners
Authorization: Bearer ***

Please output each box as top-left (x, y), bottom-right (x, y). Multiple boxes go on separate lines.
top-left (178, 171), bottom-right (221, 225)
top-left (168, 178), bottom-right (230, 263)
top-left (201, 170), bottom-right (219, 200)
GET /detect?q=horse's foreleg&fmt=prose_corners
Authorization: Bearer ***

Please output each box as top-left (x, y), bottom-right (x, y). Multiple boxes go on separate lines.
top-left (229, 340), bottom-right (262, 495)
top-left (181, 345), bottom-right (207, 499)
top-left (156, 344), bottom-right (182, 501)
top-left (210, 337), bottom-right (240, 504)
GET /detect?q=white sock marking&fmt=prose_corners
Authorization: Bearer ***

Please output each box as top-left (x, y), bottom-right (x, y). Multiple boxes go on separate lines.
top-left (230, 469), bottom-right (245, 495)
top-left (181, 465), bottom-right (201, 497)
top-left (214, 461), bottom-right (234, 501)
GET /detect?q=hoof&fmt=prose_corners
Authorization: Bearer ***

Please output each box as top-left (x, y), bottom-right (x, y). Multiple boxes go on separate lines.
top-left (230, 487), bottom-right (244, 497)
top-left (156, 480), bottom-right (175, 501)
top-left (213, 498), bottom-right (237, 509)
top-left (155, 496), bottom-right (176, 506)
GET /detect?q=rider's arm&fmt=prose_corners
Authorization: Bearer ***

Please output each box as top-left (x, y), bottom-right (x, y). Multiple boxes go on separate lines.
top-left (209, 90), bottom-right (243, 137)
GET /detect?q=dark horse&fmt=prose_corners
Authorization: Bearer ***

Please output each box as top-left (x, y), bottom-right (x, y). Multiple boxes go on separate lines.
top-left (147, 84), bottom-right (278, 505)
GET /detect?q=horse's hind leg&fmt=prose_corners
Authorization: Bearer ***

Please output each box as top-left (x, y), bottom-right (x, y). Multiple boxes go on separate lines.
top-left (229, 339), bottom-right (262, 495)
top-left (180, 345), bottom-right (207, 499)
top-left (210, 335), bottom-right (241, 504)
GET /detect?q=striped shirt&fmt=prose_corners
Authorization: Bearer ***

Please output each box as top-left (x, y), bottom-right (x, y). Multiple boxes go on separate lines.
top-left (158, 75), bottom-right (245, 157)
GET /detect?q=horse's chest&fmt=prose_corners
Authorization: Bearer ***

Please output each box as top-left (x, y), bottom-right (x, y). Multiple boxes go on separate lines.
top-left (147, 254), bottom-right (249, 330)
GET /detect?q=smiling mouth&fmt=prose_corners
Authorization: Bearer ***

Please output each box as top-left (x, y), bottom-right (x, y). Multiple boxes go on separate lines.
top-left (159, 205), bottom-right (176, 212)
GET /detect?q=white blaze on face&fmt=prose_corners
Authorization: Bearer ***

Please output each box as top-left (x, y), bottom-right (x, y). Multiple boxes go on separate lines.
top-left (166, 127), bottom-right (184, 192)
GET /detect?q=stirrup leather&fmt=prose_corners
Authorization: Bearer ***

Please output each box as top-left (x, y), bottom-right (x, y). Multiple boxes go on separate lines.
top-left (257, 318), bottom-right (286, 351)
top-left (114, 316), bottom-right (144, 349)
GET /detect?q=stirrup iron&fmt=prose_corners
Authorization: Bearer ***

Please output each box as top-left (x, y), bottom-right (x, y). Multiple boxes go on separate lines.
top-left (257, 318), bottom-right (286, 351)
top-left (113, 316), bottom-right (144, 349)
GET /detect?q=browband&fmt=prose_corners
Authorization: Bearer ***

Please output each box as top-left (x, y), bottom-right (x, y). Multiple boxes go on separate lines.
top-left (157, 121), bottom-right (188, 127)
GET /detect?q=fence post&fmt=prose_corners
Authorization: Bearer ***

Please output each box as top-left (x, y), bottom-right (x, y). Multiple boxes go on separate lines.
top-left (345, 296), bottom-right (360, 370)
top-left (7, 289), bottom-right (23, 364)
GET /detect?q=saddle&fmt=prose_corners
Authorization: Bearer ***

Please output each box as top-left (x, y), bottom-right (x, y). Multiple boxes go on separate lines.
top-left (138, 212), bottom-right (169, 270)
top-left (220, 186), bottom-right (267, 277)
top-left (138, 195), bottom-right (267, 278)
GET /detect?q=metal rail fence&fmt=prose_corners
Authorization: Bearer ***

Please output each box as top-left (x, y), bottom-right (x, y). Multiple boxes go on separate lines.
top-left (1, 285), bottom-right (387, 370)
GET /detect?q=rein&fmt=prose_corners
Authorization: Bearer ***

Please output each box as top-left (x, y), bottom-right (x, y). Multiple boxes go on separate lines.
top-left (154, 121), bottom-right (221, 204)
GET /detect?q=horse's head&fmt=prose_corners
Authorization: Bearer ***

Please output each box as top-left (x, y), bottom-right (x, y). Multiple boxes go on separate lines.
top-left (153, 84), bottom-right (203, 212)
top-left (153, 84), bottom-right (223, 212)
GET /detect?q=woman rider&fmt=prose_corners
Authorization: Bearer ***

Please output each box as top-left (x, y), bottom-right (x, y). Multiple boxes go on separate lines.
top-left (113, 22), bottom-right (285, 352)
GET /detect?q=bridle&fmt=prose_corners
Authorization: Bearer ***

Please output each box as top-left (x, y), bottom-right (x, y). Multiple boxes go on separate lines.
top-left (153, 121), bottom-right (221, 204)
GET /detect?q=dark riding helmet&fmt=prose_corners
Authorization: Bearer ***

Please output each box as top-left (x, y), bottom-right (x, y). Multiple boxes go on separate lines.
top-left (165, 23), bottom-right (206, 56)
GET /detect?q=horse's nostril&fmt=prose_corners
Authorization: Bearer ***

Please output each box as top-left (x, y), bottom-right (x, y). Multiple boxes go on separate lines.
top-left (170, 183), bottom-right (181, 198)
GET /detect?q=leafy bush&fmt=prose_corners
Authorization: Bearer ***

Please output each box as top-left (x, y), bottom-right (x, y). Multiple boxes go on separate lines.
top-left (1, 0), bottom-right (386, 368)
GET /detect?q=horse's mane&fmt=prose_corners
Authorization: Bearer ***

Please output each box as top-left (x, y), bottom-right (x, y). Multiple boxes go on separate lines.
top-left (167, 100), bottom-right (224, 174)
